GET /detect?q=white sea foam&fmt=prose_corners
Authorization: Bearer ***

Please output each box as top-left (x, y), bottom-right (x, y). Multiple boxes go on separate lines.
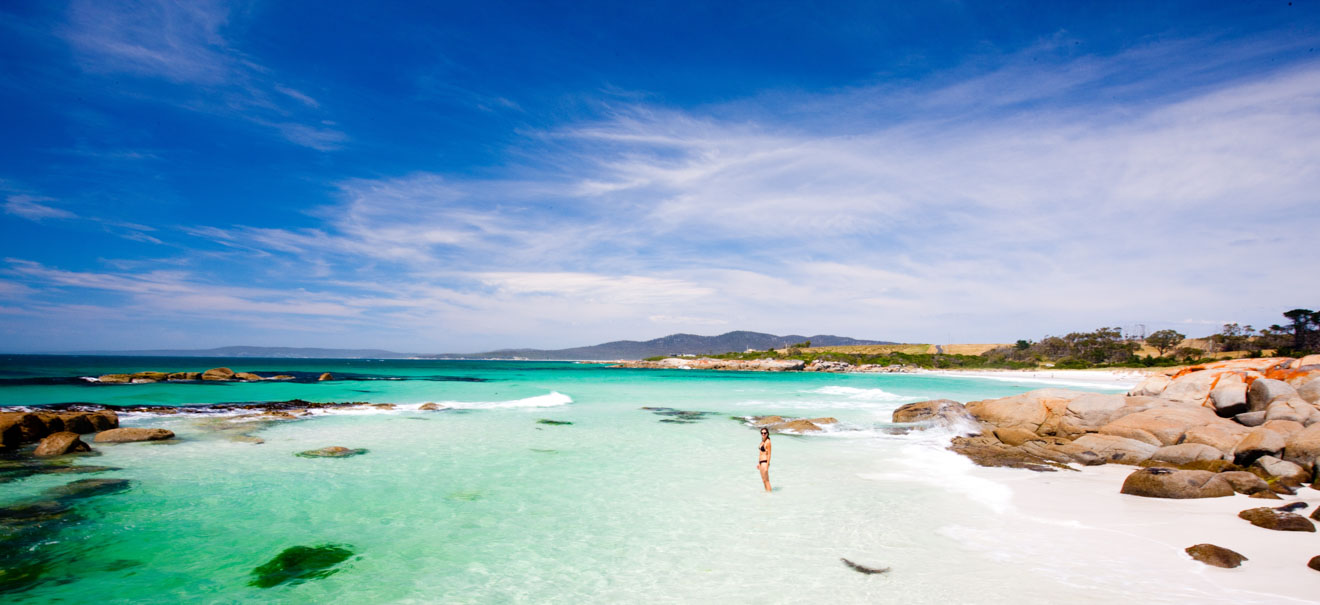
top-left (423, 391), bottom-right (574, 410)
top-left (807, 386), bottom-right (912, 401)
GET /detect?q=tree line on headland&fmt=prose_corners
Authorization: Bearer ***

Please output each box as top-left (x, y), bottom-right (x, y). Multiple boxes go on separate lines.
top-left (698, 308), bottom-right (1319, 370)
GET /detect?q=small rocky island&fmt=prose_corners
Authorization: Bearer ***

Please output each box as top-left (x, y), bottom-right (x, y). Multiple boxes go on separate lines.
top-left (92, 367), bottom-right (311, 384)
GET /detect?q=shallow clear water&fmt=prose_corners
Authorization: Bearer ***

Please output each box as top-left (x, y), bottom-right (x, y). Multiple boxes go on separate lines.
top-left (3, 356), bottom-right (1212, 604)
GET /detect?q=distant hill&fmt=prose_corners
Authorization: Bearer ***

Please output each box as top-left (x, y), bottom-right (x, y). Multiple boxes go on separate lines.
top-left (66, 332), bottom-right (895, 360)
top-left (428, 331), bottom-right (895, 360)
top-left (69, 346), bottom-right (415, 359)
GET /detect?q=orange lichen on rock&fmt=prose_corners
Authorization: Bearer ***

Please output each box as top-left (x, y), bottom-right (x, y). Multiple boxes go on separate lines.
top-left (1172, 358), bottom-right (1295, 380)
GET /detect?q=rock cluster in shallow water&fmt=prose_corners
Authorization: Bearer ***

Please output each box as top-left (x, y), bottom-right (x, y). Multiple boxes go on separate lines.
top-left (95, 367), bottom-right (299, 384)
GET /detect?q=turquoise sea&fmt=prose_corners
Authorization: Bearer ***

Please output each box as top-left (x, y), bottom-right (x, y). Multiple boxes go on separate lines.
top-left (1, 356), bottom-right (1216, 604)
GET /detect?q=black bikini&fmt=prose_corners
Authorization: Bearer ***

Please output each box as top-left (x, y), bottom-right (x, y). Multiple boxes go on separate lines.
top-left (759, 439), bottom-right (769, 464)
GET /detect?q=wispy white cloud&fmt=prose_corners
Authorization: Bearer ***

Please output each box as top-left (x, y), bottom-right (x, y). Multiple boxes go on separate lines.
top-left (59, 0), bottom-right (346, 150)
top-left (10, 36), bottom-right (1320, 349)
top-left (4, 195), bottom-right (75, 221)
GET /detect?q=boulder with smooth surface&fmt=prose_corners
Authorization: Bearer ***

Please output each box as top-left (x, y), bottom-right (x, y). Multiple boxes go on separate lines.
top-left (1234, 427), bottom-right (1287, 465)
top-left (1181, 423), bottom-right (1248, 456)
top-left (1218, 471), bottom-right (1271, 495)
top-left (1128, 374), bottom-right (1171, 397)
top-left (202, 367), bottom-right (236, 381)
top-left (1299, 379), bottom-right (1320, 405)
top-left (94, 427), bottom-right (174, 443)
top-left (1151, 443), bottom-right (1225, 465)
top-left (33, 432), bottom-right (92, 457)
top-left (1120, 468), bottom-right (1234, 499)
top-left (1249, 379), bottom-right (1299, 412)
top-left (1098, 406), bottom-right (1219, 447)
top-left (1209, 383), bottom-right (1249, 418)
top-left (1069, 434), bottom-right (1159, 464)
top-left (1283, 423), bottom-right (1320, 470)
top-left (1252, 455), bottom-right (1310, 483)
top-left (892, 399), bottom-right (974, 429)
top-left (1185, 544), bottom-right (1247, 568)
top-left (1238, 507), bottom-right (1316, 532)
top-left (964, 389), bottom-right (1084, 435)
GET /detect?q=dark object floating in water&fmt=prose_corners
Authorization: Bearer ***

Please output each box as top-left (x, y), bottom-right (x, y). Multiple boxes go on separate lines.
top-left (840, 558), bottom-right (889, 575)
top-left (42, 478), bottom-right (132, 501)
top-left (536, 419), bottom-right (572, 426)
top-left (249, 544), bottom-right (354, 588)
top-left (641, 407), bottom-right (716, 423)
top-left (296, 446), bottom-right (367, 458)
top-left (530, 448), bottom-right (558, 454)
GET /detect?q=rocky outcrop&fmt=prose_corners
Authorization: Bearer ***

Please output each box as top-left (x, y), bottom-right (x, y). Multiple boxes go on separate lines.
top-left (418, 403), bottom-right (441, 411)
top-left (1217, 471), bottom-right (1271, 495)
top-left (1120, 468), bottom-right (1234, 499)
top-left (1151, 443), bottom-right (1225, 465)
top-left (1234, 427), bottom-right (1288, 465)
top-left (202, 367), bottom-right (237, 381)
top-left (1, 410), bottom-right (119, 449)
top-left (1249, 379), bottom-right (1300, 412)
top-left (318, 372), bottom-right (334, 381)
top-left (1070, 434), bottom-right (1158, 463)
top-left (1239, 507), bottom-right (1316, 532)
top-left (965, 389), bottom-right (1085, 435)
top-left (33, 432), bottom-right (92, 457)
top-left (1299, 379), bottom-right (1320, 405)
top-left (1185, 544), bottom-right (1247, 568)
top-left (1097, 406), bottom-right (1220, 447)
top-left (1283, 423), bottom-right (1320, 471)
top-left (234, 372), bottom-right (265, 381)
top-left (892, 399), bottom-right (975, 430)
top-left (750, 416), bottom-right (838, 433)
top-left (805, 360), bottom-right (853, 372)
top-left (93, 428), bottom-right (174, 443)
top-left (1253, 455), bottom-right (1309, 484)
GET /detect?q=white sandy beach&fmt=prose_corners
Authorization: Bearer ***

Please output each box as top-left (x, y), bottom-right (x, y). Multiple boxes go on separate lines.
top-left (966, 463), bottom-right (1320, 603)
top-left (917, 368), bottom-right (1150, 390)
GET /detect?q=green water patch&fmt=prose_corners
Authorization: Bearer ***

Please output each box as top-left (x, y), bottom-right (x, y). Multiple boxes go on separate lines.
top-left (536, 419), bottom-right (573, 426)
top-left (446, 490), bottom-right (483, 502)
top-left (641, 407), bottom-right (717, 424)
top-left (1, 478), bottom-right (130, 595)
top-left (42, 478), bottom-right (132, 501)
top-left (248, 544), bottom-right (355, 588)
top-left (0, 460), bottom-right (118, 484)
top-left (296, 447), bottom-right (368, 458)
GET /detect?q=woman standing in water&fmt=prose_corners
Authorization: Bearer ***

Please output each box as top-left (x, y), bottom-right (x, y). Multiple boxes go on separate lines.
top-left (757, 427), bottom-right (772, 492)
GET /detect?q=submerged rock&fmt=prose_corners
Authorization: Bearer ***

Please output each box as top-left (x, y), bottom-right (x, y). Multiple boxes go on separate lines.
top-left (1185, 544), bottom-right (1247, 568)
top-left (33, 432), bottom-right (92, 458)
top-left (297, 446), bottom-right (367, 458)
top-left (94, 428), bottom-right (174, 443)
top-left (536, 419), bottom-right (572, 426)
top-left (1239, 507), bottom-right (1316, 532)
top-left (248, 544), bottom-right (354, 588)
top-left (43, 478), bottom-right (132, 500)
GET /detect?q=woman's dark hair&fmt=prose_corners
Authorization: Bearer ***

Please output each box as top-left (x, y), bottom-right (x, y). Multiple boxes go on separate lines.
top-left (760, 428), bottom-right (769, 435)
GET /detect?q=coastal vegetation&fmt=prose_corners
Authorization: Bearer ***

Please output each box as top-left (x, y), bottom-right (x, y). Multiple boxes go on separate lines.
top-left (670, 309), bottom-right (1319, 371)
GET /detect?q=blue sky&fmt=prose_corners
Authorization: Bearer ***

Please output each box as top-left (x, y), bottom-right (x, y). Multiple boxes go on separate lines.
top-left (1, 1), bottom-right (1318, 353)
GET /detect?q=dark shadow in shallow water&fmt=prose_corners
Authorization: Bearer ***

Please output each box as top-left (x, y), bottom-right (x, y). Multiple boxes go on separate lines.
top-left (249, 544), bottom-right (355, 588)
top-left (0, 478), bottom-right (133, 596)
